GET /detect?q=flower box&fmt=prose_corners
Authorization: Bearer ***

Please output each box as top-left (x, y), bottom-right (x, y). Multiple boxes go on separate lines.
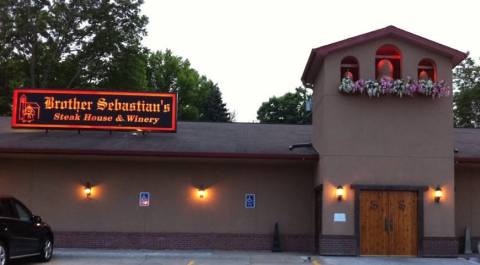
top-left (338, 77), bottom-right (450, 98)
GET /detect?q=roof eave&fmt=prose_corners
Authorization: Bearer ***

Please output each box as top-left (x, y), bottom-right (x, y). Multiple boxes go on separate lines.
top-left (0, 148), bottom-right (319, 161)
top-left (455, 156), bottom-right (480, 164)
top-left (301, 49), bottom-right (316, 88)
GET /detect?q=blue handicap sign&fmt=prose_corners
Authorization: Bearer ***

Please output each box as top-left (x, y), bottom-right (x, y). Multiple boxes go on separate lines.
top-left (139, 192), bottom-right (150, 207)
top-left (245, 193), bottom-right (256, 209)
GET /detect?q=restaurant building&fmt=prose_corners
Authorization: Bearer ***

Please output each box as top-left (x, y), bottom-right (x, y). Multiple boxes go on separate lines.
top-left (0, 26), bottom-right (478, 256)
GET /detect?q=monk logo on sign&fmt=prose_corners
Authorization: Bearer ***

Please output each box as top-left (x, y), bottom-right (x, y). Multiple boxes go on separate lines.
top-left (18, 94), bottom-right (41, 123)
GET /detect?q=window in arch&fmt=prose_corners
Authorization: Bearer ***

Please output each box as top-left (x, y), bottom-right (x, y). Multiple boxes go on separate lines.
top-left (340, 56), bottom-right (359, 81)
top-left (418, 59), bottom-right (436, 81)
top-left (376, 44), bottom-right (401, 80)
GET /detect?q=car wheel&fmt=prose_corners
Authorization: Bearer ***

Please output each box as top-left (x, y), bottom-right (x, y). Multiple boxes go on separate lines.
top-left (0, 242), bottom-right (7, 265)
top-left (38, 238), bottom-right (53, 262)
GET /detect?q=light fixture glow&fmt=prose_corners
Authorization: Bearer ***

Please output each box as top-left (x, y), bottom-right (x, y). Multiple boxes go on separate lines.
top-left (84, 182), bottom-right (92, 197)
top-left (336, 186), bottom-right (345, 201)
top-left (434, 186), bottom-right (443, 203)
top-left (197, 186), bottom-right (207, 199)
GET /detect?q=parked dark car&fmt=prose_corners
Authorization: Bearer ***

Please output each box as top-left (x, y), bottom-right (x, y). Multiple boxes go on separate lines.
top-left (0, 196), bottom-right (53, 264)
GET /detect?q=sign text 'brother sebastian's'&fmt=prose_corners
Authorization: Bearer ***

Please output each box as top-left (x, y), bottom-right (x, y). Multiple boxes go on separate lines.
top-left (11, 89), bottom-right (177, 132)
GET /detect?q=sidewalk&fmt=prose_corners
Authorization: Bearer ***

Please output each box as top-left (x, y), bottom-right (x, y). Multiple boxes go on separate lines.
top-left (23, 249), bottom-right (477, 265)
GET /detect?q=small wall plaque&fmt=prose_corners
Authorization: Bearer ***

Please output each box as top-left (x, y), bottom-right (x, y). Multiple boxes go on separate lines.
top-left (334, 213), bottom-right (346, 222)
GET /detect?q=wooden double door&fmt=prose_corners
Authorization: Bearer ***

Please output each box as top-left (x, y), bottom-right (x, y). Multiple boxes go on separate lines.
top-left (359, 190), bottom-right (418, 256)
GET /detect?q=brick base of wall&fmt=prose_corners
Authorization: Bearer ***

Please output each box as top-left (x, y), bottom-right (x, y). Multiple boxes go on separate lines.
top-left (317, 235), bottom-right (459, 256)
top-left (318, 235), bottom-right (356, 256)
top-left (456, 236), bottom-right (479, 254)
top-left (54, 231), bottom-right (314, 252)
top-left (422, 237), bottom-right (459, 257)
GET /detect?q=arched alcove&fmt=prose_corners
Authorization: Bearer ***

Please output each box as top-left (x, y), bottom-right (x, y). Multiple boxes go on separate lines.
top-left (418, 58), bottom-right (436, 81)
top-left (340, 56), bottom-right (359, 81)
top-left (376, 44), bottom-right (401, 80)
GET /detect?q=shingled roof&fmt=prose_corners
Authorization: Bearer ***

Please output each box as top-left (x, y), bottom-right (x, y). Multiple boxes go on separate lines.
top-left (454, 128), bottom-right (480, 162)
top-left (0, 117), bottom-right (317, 160)
top-left (1, 116), bottom-right (479, 161)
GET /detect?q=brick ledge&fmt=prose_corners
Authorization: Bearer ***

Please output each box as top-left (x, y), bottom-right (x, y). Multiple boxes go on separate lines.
top-left (54, 231), bottom-right (314, 252)
top-left (422, 237), bottom-right (458, 257)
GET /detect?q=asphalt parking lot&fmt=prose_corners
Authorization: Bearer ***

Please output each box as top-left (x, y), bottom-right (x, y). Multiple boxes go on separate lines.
top-left (13, 249), bottom-right (479, 265)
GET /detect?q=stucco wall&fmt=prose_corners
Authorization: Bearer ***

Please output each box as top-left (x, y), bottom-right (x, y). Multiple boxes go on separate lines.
top-left (455, 164), bottom-right (480, 237)
top-left (0, 156), bottom-right (315, 236)
top-left (311, 37), bottom-right (455, 237)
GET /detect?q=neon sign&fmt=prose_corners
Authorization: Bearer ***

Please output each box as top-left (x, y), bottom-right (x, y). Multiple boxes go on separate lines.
top-left (12, 89), bottom-right (177, 132)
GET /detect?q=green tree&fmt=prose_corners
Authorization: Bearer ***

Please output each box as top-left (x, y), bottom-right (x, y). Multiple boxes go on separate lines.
top-left (257, 87), bottom-right (312, 124)
top-left (0, 0), bottom-right (22, 115)
top-left (453, 56), bottom-right (480, 128)
top-left (197, 79), bottom-right (230, 122)
top-left (100, 46), bottom-right (148, 90)
top-left (0, 0), bottom-right (148, 113)
top-left (147, 50), bottom-right (231, 121)
top-left (0, 57), bottom-right (26, 116)
top-left (146, 49), bottom-right (184, 92)
top-left (0, 1), bottom-right (232, 122)
top-left (0, 0), bottom-right (148, 115)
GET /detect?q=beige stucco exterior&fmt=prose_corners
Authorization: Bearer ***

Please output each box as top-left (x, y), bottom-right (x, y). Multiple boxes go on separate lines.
top-left (0, 156), bottom-right (315, 236)
top-left (311, 37), bottom-right (455, 237)
top-left (455, 164), bottom-right (480, 237)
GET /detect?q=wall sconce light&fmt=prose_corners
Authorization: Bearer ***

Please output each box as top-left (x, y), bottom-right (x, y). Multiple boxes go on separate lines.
top-left (84, 182), bottom-right (92, 198)
top-left (197, 186), bottom-right (207, 199)
top-left (336, 186), bottom-right (345, 201)
top-left (434, 186), bottom-right (443, 203)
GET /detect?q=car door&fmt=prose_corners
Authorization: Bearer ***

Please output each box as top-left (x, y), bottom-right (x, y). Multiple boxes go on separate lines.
top-left (8, 199), bottom-right (40, 256)
top-left (0, 199), bottom-right (22, 257)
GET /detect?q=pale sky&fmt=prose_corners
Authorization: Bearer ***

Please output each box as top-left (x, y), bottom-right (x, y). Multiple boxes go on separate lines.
top-left (142, 0), bottom-right (480, 122)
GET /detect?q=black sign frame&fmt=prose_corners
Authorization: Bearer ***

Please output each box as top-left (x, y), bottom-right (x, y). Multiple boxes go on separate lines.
top-left (12, 89), bottom-right (177, 132)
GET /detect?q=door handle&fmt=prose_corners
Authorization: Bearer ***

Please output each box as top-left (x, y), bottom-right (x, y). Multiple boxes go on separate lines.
top-left (384, 218), bottom-right (394, 233)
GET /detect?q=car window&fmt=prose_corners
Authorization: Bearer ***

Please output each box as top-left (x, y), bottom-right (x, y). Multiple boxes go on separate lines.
top-left (13, 201), bottom-right (31, 222)
top-left (0, 199), bottom-right (15, 218)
